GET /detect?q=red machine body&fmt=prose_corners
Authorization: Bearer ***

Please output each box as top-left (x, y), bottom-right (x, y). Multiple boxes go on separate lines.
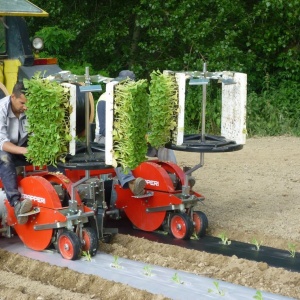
top-left (0, 159), bottom-right (208, 260)
top-left (0, 167), bottom-right (98, 260)
top-left (65, 159), bottom-right (207, 239)
top-left (115, 160), bottom-right (206, 236)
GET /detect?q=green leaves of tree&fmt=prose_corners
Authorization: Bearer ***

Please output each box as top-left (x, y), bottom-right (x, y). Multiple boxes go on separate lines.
top-left (24, 75), bottom-right (72, 167)
top-left (27, 0), bottom-right (300, 138)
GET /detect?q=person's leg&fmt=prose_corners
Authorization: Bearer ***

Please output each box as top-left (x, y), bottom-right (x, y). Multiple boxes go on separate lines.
top-left (0, 151), bottom-right (32, 224)
top-left (0, 151), bottom-right (22, 206)
top-left (98, 100), bottom-right (106, 136)
top-left (115, 167), bottom-right (135, 188)
top-left (157, 147), bottom-right (177, 164)
top-left (95, 100), bottom-right (106, 144)
top-left (115, 167), bottom-right (146, 196)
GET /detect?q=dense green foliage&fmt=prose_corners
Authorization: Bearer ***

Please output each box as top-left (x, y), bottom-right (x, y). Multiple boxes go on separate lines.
top-left (28, 0), bottom-right (300, 136)
top-left (24, 76), bottom-right (72, 166)
top-left (113, 80), bottom-right (149, 170)
top-left (148, 71), bottom-right (178, 147)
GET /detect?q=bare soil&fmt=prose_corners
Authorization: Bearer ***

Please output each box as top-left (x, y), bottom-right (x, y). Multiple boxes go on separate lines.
top-left (1, 136), bottom-right (300, 299)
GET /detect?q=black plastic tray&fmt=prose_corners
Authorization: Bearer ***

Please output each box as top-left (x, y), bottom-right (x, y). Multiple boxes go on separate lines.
top-left (168, 134), bottom-right (243, 153)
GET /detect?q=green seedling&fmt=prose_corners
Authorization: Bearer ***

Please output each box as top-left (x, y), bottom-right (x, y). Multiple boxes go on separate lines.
top-left (172, 272), bottom-right (184, 284)
top-left (208, 281), bottom-right (225, 296)
top-left (251, 238), bottom-right (263, 251)
top-left (143, 265), bottom-right (153, 276)
top-left (288, 243), bottom-right (296, 258)
top-left (111, 255), bottom-right (122, 269)
top-left (218, 232), bottom-right (231, 245)
top-left (191, 231), bottom-right (199, 240)
top-left (81, 250), bottom-right (92, 262)
top-left (253, 290), bottom-right (263, 300)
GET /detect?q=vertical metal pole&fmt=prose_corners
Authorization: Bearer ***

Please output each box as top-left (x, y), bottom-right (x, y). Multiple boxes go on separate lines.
top-left (201, 62), bottom-right (207, 142)
top-left (199, 63), bottom-right (207, 168)
top-left (85, 67), bottom-right (91, 154)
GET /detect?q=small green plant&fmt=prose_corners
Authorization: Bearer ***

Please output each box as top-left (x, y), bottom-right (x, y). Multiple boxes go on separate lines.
top-left (81, 250), bottom-right (92, 262)
top-left (253, 290), bottom-right (263, 300)
top-left (288, 243), bottom-right (296, 258)
top-left (191, 231), bottom-right (199, 240)
top-left (218, 232), bottom-right (231, 245)
top-left (251, 238), bottom-right (263, 251)
top-left (172, 272), bottom-right (184, 284)
top-left (143, 265), bottom-right (153, 276)
top-left (208, 281), bottom-right (225, 296)
top-left (111, 255), bottom-right (122, 269)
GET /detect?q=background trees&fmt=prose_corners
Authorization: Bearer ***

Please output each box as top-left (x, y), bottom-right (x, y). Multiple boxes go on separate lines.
top-left (29, 0), bottom-right (300, 136)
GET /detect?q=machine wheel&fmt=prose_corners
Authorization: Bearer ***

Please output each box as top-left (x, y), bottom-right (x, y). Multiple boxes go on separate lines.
top-left (82, 227), bottom-right (99, 256)
top-left (169, 213), bottom-right (194, 240)
top-left (58, 231), bottom-right (81, 260)
top-left (193, 211), bottom-right (208, 238)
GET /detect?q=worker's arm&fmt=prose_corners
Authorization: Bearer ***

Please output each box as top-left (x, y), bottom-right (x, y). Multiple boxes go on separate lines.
top-left (2, 141), bottom-right (27, 155)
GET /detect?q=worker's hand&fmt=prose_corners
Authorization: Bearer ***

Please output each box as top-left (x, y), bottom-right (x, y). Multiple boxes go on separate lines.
top-left (3, 142), bottom-right (28, 155)
top-left (19, 147), bottom-right (28, 155)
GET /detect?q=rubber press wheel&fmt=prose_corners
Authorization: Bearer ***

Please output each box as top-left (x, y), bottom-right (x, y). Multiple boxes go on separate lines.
top-left (193, 211), bottom-right (208, 238)
top-left (169, 213), bottom-right (194, 240)
top-left (82, 227), bottom-right (99, 256)
top-left (58, 231), bottom-right (81, 260)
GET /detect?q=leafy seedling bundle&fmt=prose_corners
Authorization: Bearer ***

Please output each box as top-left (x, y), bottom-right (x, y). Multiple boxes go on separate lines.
top-left (24, 75), bottom-right (72, 167)
top-left (113, 79), bottom-right (149, 170)
top-left (148, 70), bottom-right (179, 148)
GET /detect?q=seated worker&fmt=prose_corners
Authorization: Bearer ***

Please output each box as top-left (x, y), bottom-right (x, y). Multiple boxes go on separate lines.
top-left (0, 82), bottom-right (32, 224)
top-left (95, 70), bottom-right (146, 196)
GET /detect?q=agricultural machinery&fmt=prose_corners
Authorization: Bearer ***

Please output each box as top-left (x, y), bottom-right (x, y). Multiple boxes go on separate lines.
top-left (0, 139), bottom-right (209, 260)
top-left (0, 67), bottom-right (245, 260)
top-left (0, 1), bottom-right (246, 260)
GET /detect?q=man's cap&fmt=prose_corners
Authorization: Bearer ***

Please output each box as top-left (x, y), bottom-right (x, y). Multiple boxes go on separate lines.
top-left (113, 70), bottom-right (136, 82)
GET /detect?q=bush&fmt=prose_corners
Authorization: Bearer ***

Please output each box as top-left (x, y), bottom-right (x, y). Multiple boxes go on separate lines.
top-left (247, 79), bottom-right (300, 136)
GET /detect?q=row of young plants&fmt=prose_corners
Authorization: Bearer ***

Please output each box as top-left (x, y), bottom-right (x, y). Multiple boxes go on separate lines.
top-left (81, 253), bottom-right (264, 299)
top-left (217, 232), bottom-right (297, 258)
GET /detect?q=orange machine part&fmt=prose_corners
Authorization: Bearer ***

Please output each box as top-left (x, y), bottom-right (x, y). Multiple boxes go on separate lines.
top-left (42, 173), bottom-right (82, 204)
top-left (6, 203), bottom-right (67, 251)
top-left (115, 161), bottom-right (184, 231)
top-left (132, 161), bottom-right (183, 192)
top-left (115, 185), bottom-right (181, 231)
top-left (5, 176), bottom-right (69, 251)
top-left (19, 176), bottom-right (63, 209)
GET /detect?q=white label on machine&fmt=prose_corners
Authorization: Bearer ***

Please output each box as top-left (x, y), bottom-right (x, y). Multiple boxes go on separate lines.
top-left (221, 72), bottom-right (247, 145)
top-left (61, 83), bottom-right (76, 155)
